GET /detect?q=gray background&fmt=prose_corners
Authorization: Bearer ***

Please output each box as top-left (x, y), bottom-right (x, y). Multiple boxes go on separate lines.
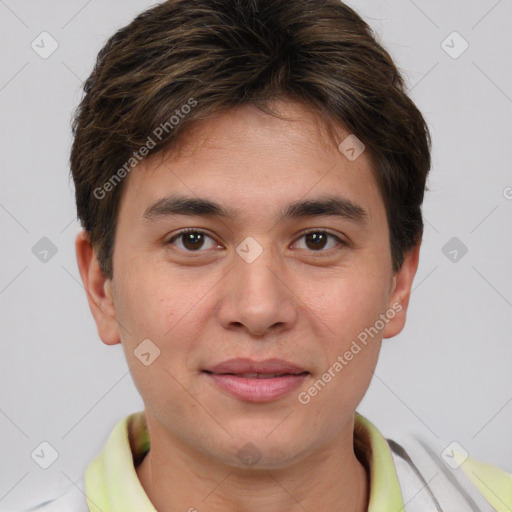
top-left (1, 0), bottom-right (511, 508)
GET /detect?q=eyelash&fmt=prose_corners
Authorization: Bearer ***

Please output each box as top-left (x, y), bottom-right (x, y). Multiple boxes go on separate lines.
top-left (166, 228), bottom-right (346, 254)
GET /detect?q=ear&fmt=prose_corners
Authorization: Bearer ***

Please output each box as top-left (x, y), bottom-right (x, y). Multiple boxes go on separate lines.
top-left (382, 243), bottom-right (421, 339)
top-left (75, 230), bottom-right (120, 345)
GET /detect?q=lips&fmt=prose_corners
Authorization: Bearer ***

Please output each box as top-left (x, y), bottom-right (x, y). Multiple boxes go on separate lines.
top-left (203, 358), bottom-right (309, 402)
top-left (204, 357), bottom-right (308, 375)
top-left (232, 373), bottom-right (288, 379)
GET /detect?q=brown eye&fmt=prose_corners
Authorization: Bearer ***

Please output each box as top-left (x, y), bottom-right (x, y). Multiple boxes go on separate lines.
top-left (294, 231), bottom-right (344, 252)
top-left (167, 230), bottom-right (220, 252)
top-left (305, 232), bottom-right (328, 250)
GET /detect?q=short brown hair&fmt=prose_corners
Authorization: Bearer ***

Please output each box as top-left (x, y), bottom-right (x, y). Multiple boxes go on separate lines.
top-left (70, 0), bottom-right (431, 278)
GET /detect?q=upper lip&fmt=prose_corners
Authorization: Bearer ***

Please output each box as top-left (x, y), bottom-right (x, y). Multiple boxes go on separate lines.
top-left (203, 358), bottom-right (309, 375)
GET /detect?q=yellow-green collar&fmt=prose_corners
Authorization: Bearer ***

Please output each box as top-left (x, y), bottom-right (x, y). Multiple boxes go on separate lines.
top-left (354, 413), bottom-right (405, 511)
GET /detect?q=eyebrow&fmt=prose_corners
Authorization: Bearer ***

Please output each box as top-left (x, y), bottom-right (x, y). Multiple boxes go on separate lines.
top-left (143, 194), bottom-right (368, 225)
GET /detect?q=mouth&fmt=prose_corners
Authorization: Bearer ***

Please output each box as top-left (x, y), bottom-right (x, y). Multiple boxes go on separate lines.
top-left (206, 372), bottom-right (306, 379)
top-left (202, 358), bottom-right (310, 402)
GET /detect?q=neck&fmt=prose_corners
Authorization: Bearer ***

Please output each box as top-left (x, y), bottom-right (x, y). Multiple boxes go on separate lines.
top-left (136, 413), bottom-right (369, 512)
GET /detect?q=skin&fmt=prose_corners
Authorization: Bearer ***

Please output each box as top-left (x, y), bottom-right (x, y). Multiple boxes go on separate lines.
top-left (76, 99), bottom-right (420, 512)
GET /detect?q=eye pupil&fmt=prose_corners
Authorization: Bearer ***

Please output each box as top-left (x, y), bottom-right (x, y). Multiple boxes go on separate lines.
top-left (305, 232), bottom-right (327, 250)
top-left (183, 232), bottom-right (204, 250)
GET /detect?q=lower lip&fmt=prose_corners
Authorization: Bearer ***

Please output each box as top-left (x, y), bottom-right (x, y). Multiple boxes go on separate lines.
top-left (204, 372), bottom-right (309, 402)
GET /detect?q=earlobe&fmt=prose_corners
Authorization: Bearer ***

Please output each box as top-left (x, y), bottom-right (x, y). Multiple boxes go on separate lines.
top-left (75, 230), bottom-right (121, 345)
top-left (382, 243), bottom-right (421, 339)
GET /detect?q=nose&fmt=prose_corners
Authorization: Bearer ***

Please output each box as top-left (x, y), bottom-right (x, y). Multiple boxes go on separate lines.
top-left (216, 241), bottom-right (298, 337)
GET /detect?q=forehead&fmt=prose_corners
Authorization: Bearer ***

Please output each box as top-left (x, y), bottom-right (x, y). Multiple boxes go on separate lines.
top-left (120, 100), bottom-right (383, 223)
top-left (151, 100), bottom-right (364, 172)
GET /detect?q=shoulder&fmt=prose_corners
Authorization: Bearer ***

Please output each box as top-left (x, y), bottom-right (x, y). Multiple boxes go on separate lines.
top-left (385, 425), bottom-right (511, 512)
top-left (458, 455), bottom-right (512, 512)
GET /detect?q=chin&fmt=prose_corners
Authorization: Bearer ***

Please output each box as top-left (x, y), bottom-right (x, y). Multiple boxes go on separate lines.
top-left (207, 431), bottom-right (310, 471)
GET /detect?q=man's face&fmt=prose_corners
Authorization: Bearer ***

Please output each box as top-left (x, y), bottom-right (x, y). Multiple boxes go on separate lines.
top-left (85, 100), bottom-right (416, 468)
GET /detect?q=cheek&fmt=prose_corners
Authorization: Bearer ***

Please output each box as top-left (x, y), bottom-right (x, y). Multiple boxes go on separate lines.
top-left (114, 266), bottom-right (209, 379)
top-left (115, 261), bottom-right (184, 334)
top-left (113, 270), bottom-right (201, 411)
top-left (295, 270), bottom-right (387, 408)
top-left (301, 268), bottom-right (390, 347)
